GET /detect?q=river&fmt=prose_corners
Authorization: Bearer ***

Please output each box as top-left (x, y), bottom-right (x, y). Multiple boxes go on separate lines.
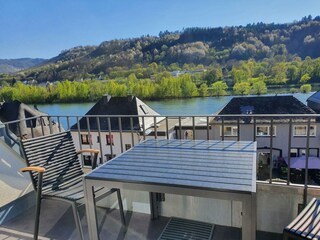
top-left (35, 92), bottom-right (314, 129)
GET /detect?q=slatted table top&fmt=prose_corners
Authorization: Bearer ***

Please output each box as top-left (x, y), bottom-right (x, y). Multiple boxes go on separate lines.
top-left (85, 139), bottom-right (257, 193)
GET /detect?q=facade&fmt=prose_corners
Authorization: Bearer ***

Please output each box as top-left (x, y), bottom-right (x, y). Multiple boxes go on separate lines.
top-left (212, 95), bottom-right (319, 181)
top-left (70, 95), bottom-right (176, 167)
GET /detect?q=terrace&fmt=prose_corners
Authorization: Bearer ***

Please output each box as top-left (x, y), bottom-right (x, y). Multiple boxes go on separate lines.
top-left (1, 113), bottom-right (320, 239)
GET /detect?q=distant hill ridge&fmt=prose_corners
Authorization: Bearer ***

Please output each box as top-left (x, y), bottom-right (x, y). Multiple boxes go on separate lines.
top-left (4, 15), bottom-right (320, 82)
top-left (0, 58), bottom-right (46, 73)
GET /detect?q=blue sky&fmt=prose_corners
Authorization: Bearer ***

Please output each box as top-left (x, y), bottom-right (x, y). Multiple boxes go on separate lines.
top-left (1, 0), bottom-right (320, 59)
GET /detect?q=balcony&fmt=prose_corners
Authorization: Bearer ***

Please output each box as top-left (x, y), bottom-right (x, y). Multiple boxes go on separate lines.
top-left (1, 113), bottom-right (319, 239)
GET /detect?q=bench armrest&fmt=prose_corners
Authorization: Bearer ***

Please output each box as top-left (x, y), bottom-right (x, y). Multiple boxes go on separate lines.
top-left (20, 166), bottom-right (46, 173)
top-left (77, 149), bottom-right (100, 170)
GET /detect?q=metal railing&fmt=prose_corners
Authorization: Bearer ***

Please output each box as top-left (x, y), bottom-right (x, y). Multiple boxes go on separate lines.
top-left (1, 113), bottom-right (320, 205)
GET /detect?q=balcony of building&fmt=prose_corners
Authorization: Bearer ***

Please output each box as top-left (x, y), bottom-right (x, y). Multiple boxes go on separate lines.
top-left (1, 114), bottom-right (320, 239)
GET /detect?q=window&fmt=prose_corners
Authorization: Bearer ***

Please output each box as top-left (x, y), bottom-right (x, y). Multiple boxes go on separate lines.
top-left (185, 130), bottom-right (194, 139)
top-left (290, 149), bottom-right (298, 157)
top-left (256, 126), bottom-right (276, 136)
top-left (221, 126), bottom-right (238, 136)
top-left (82, 155), bottom-right (92, 167)
top-left (106, 134), bottom-right (114, 145)
top-left (81, 134), bottom-right (91, 144)
top-left (125, 144), bottom-right (132, 151)
top-left (293, 125), bottom-right (316, 136)
top-left (105, 154), bottom-right (116, 162)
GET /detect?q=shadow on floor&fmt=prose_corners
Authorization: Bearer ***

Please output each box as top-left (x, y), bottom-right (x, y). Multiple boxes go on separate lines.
top-left (0, 199), bottom-right (283, 240)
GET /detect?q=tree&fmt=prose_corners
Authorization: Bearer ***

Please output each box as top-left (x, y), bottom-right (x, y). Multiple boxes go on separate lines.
top-left (300, 84), bottom-right (312, 93)
top-left (233, 82), bottom-right (251, 95)
top-left (251, 81), bottom-right (267, 95)
top-left (199, 83), bottom-right (208, 97)
top-left (211, 81), bottom-right (228, 96)
top-left (204, 66), bottom-right (223, 85)
top-left (300, 73), bottom-right (311, 83)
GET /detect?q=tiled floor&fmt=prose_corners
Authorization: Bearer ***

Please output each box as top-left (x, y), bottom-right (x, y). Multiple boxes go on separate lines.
top-left (0, 200), bottom-right (282, 240)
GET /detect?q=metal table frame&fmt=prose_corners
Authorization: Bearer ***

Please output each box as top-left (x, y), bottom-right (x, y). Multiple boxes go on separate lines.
top-left (84, 140), bottom-right (257, 240)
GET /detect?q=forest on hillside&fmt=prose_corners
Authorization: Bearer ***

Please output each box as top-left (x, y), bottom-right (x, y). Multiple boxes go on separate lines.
top-left (0, 16), bottom-right (320, 102)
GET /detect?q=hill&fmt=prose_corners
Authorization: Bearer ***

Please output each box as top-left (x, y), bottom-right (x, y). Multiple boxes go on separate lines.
top-left (3, 16), bottom-right (320, 84)
top-left (0, 58), bottom-right (46, 73)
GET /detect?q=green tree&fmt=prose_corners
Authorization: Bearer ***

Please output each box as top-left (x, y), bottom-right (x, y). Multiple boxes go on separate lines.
top-left (204, 66), bottom-right (223, 85)
top-left (199, 83), bottom-right (208, 97)
top-left (300, 73), bottom-right (311, 83)
top-left (300, 84), bottom-right (312, 93)
top-left (211, 81), bottom-right (228, 96)
top-left (251, 81), bottom-right (267, 95)
top-left (233, 82), bottom-right (251, 95)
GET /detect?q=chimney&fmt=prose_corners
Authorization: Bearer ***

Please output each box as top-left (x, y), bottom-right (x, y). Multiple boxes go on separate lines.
top-left (102, 94), bottom-right (111, 104)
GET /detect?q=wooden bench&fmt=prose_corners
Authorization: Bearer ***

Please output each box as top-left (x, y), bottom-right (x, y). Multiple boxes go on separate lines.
top-left (283, 198), bottom-right (320, 240)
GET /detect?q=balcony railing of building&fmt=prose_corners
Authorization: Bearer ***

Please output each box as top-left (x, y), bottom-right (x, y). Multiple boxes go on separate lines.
top-left (1, 113), bottom-right (319, 206)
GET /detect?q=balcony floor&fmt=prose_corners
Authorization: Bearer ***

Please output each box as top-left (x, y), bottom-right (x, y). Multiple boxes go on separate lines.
top-left (0, 200), bottom-right (282, 240)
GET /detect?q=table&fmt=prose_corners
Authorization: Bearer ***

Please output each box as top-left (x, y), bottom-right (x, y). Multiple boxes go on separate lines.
top-left (84, 139), bottom-right (257, 240)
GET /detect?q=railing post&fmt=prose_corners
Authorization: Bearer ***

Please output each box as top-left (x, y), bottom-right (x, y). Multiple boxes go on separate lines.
top-left (304, 118), bottom-right (311, 206)
top-left (287, 119), bottom-right (292, 185)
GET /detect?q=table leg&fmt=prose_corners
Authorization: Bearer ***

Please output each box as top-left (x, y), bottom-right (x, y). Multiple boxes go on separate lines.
top-left (84, 180), bottom-right (99, 240)
top-left (149, 192), bottom-right (159, 219)
top-left (242, 193), bottom-right (256, 240)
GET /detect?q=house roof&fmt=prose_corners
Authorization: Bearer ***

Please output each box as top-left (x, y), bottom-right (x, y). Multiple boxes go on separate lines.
top-left (70, 95), bottom-right (163, 131)
top-left (218, 95), bottom-right (314, 115)
top-left (216, 95), bottom-right (315, 123)
top-left (307, 91), bottom-right (320, 104)
top-left (0, 100), bottom-right (49, 136)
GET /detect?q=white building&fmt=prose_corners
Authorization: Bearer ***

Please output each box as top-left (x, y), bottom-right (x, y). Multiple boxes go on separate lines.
top-left (70, 95), bottom-right (176, 168)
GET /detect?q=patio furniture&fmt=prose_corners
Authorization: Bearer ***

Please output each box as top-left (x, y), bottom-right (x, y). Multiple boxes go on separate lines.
top-left (20, 131), bottom-right (126, 240)
top-left (283, 198), bottom-right (320, 240)
top-left (158, 217), bottom-right (214, 240)
top-left (84, 139), bottom-right (257, 240)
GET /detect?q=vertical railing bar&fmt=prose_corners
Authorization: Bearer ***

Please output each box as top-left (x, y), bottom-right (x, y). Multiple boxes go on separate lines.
top-left (303, 118), bottom-right (311, 206)
top-left (48, 116), bottom-right (53, 134)
top-left (206, 116), bottom-right (210, 140)
top-left (118, 117), bottom-right (124, 153)
top-left (269, 119), bottom-right (274, 184)
top-left (107, 117), bottom-right (113, 157)
top-left (76, 116), bottom-right (83, 166)
top-left (67, 116), bottom-right (70, 130)
top-left (130, 117), bottom-right (135, 146)
top-left (96, 117), bottom-right (104, 165)
top-left (141, 116), bottom-right (146, 140)
top-left (179, 117), bottom-right (182, 139)
top-left (86, 116), bottom-right (94, 171)
top-left (57, 116), bottom-right (62, 132)
top-left (287, 119), bottom-right (292, 185)
top-left (30, 119), bottom-right (35, 138)
top-left (154, 116), bottom-right (157, 139)
top-left (253, 118), bottom-right (256, 142)
top-left (237, 118), bottom-right (240, 141)
top-left (76, 116), bottom-right (82, 150)
top-left (221, 118), bottom-right (224, 141)
top-left (86, 117), bottom-right (93, 150)
top-left (192, 116), bottom-right (196, 140)
top-left (17, 122), bottom-right (22, 139)
top-left (40, 116), bottom-right (45, 136)
top-left (166, 117), bottom-right (169, 140)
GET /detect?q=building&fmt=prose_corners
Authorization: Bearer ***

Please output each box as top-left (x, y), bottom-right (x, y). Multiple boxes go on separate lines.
top-left (70, 95), bottom-right (176, 167)
top-left (0, 100), bottom-right (60, 139)
top-left (211, 95), bottom-right (318, 181)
